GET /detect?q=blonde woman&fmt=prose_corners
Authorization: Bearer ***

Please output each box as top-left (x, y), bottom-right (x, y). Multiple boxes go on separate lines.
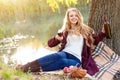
top-left (16, 8), bottom-right (105, 76)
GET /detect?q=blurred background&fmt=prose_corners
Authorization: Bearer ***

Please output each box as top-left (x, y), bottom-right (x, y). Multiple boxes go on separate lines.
top-left (0, 0), bottom-right (90, 65)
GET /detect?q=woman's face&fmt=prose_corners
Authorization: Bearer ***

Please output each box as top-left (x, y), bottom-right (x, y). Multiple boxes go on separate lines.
top-left (68, 11), bottom-right (78, 25)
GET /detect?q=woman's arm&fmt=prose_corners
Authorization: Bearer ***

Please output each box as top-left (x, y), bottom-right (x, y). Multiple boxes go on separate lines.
top-left (93, 31), bottom-right (106, 45)
top-left (93, 25), bottom-right (106, 45)
top-left (47, 36), bottom-right (60, 47)
top-left (48, 32), bottom-right (64, 47)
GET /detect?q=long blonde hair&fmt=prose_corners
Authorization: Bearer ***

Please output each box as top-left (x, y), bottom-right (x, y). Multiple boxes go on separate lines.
top-left (60, 8), bottom-right (94, 48)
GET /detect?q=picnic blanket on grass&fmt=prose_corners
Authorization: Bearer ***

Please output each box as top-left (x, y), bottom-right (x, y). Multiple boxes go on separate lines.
top-left (39, 42), bottom-right (120, 80)
top-left (92, 42), bottom-right (120, 80)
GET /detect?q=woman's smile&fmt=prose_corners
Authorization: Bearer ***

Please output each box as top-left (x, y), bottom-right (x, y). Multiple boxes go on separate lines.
top-left (69, 11), bottom-right (78, 25)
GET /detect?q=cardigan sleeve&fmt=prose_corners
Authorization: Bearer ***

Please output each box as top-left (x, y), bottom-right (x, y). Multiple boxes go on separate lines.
top-left (93, 31), bottom-right (106, 45)
top-left (47, 36), bottom-right (60, 47)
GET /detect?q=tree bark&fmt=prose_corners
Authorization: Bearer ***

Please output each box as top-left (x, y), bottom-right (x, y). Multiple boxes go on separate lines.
top-left (88, 0), bottom-right (120, 54)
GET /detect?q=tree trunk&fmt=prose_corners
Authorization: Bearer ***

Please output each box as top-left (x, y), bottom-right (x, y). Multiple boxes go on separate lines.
top-left (88, 0), bottom-right (120, 54)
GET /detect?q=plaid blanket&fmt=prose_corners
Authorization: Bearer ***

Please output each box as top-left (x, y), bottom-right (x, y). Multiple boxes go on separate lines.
top-left (92, 42), bottom-right (120, 80)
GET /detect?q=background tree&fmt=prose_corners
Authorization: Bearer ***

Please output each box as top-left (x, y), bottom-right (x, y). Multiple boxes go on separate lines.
top-left (88, 0), bottom-right (120, 54)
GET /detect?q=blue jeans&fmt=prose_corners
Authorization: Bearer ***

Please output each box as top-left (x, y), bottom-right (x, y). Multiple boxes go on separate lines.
top-left (37, 51), bottom-right (81, 71)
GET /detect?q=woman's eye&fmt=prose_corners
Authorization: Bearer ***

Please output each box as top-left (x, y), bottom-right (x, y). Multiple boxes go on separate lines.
top-left (69, 15), bottom-right (78, 18)
top-left (75, 15), bottom-right (78, 17)
top-left (70, 15), bottom-right (73, 17)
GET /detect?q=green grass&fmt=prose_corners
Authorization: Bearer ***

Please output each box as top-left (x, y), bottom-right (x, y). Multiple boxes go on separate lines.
top-left (0, 61), bottom-right (32, 80)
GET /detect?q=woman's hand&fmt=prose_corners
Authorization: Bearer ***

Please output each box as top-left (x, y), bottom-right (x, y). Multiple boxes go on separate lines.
top-left (101, 24), bottom-right (105, 33)
top-left (55, 34), bottom-right (63, 41)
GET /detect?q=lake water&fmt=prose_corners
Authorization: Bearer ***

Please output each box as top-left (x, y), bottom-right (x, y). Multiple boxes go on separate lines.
top-left (0, 34), bottom-right (56, 65)
top-left (11, 45), bottom-right (56, 65)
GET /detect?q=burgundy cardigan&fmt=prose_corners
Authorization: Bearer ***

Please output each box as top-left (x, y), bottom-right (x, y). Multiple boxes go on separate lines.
top-left (48, 31), bottom-right (106, 75)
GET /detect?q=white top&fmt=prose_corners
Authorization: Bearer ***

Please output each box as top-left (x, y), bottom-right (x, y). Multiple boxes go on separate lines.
top-left (63, 34), bottom-right (84, 61)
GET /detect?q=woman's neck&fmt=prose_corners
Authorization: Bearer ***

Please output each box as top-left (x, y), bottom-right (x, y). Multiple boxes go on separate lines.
top-left (71, 24), bottom-right (76, 30)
